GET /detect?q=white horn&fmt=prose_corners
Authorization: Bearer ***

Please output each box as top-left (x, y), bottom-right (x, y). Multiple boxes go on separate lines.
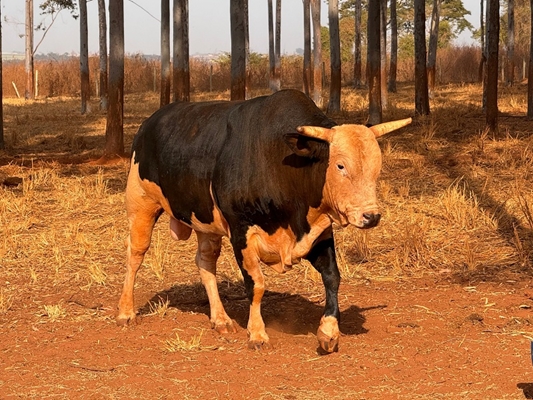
top-left (296, 126), bottom-right (333, 142)
top-left (369, 117), bottom-right (412, 138)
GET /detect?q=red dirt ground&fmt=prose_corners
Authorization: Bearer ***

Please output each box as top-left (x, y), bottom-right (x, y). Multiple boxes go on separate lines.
top-left (2, 272), bottom-right (533, 399)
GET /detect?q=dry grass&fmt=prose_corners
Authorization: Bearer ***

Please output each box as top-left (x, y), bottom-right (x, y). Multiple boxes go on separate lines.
top-left (0, 83), bottom-right (531, 323)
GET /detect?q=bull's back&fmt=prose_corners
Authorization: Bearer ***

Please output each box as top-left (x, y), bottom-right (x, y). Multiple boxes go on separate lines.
top-left (131, 101), bottom-right (236, 226)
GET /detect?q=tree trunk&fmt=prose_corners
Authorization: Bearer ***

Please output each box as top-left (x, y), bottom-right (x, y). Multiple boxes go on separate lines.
top-left (173, 0), bottom-right (189, 102)
top-left (527, 0), bottom-right (533, 120)
top-left (427, 0), bottom-right (440, 97)
top-left (310, 0), bottom-right (322, 107)
top-left (25, 0), bottom-right (34, 100)
top-left (367, 0), bottom-right (382, 125)
top-left (506, 0), bottom-right (514, 86)
top-left (328, 0), bottom-right (341, 114)
top-left (388, 0), bottom-right (397, 93)
top-left (478, 0), bottom-right (485, 83)
top-left (274, 0), bottom-right (281, 90)
top-left (414, 0), bottom-right (430, 115)
top-left (0, 1), bottom-right (4, 150)
top-left (482, 0), bottom-right (490, 109)
top-left (380, 0), bottom-right (388, 110)
top-left (104, 0), bottom-right (124, 158)
top-left (98, 0), bottom-right (108, 111)
top-left (303, 0), bottom-right (312, 96)
top-left (161, 0), bottom-right (171, 106)
top-left (79, 0), bottom-right (90, 114)
top-left (354, 0), bottom-right (362, 88)
top-left (230, 0), bottom-right (249, 100)
top-left (486, 0), bottom-right (499, 131)
top-left (268, 0), bottom-right (281, 92)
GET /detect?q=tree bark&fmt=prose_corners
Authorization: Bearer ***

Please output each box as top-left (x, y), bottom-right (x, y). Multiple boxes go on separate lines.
top-left (98, 0), bottom-right (108, 111)
top-left (173, 0), bottom-right (189, 102)
top-left (482, 0), bottom-right (490, 110)
top-left (230, 0), bottom-right (249, 100)
top-left (528, 0), bottom-right (533, 119)
top-left (104, 0), bottom-right (125, 158)
top-left (274, 0), bottom-right (281, 90)
top-left (25, 0), bottom-right (34, 100)
top-left (161, 0), bottom-right (171, 106)
top-left (328, 0), bottom-right (341, 113)
top-left (388, 0), bottom-right (397, 93)
top-left (310, 0), bottom-right (322, 107)
top-left (414, 0), bottom-right (430, 115)
top-left (485, 0), bottom-right (499, 131)
top-left (506, 0), bottom-right (514, 86)
top-left (354, 0), bottom-right (362, 88)
top-left (79, 0), bottom-right (90, 114)
top-left (380, 0), bottom-right (388, 110)
top-left (478, 0), bottom-right (485, 83)
top-left (367, 0), bottom-right (382, 125)
top-left (0, 1), bottom-right (4, 150)
top-left (427, 0), bottom-right (440, 97)
top-left (303, 0), bottom-right (312, 96)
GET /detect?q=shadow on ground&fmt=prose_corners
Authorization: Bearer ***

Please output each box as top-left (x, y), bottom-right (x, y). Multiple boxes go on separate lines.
top-left (140, 281), bottom-right (386, 338)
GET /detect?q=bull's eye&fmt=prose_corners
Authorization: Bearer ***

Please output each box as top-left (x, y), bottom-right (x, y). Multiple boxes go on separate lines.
top-left (337, 164), bottom-right (345, 170)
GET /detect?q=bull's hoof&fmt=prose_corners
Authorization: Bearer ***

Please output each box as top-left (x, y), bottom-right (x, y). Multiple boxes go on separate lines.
top-left (212, 320), bottom-right (238, 334)
top-left (317, 333), bottom-right (339, 353)
top-left (317, 319), bottom-right (340, 353)
top-left (247, 340), bottom-right (272, 350)
top-left (116, 313), bottom-right (138, 327)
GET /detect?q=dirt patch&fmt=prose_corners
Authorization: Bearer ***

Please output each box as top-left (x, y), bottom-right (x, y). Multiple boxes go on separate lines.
top-left (2, 277), bottom-right (533, 399)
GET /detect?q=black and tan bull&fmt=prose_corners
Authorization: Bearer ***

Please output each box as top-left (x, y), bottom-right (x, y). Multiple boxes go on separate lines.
top-left (117, 89), bottom-right (411, 352)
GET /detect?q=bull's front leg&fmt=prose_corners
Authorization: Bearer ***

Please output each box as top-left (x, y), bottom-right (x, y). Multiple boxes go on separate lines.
top-left (305, 228), bottom-right (341, 353)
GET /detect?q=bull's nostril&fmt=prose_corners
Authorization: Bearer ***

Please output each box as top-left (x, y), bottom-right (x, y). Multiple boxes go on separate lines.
top-left (362, 213), bottom-right (381, 228)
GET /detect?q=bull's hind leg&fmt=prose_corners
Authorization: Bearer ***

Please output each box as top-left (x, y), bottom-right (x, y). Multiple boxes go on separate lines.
top-left (195, 232), bottom-right (236, 334)
top-left (305, 228), bottom-right (341, 353)
top-left (117, 176), bottom-right (162, 326)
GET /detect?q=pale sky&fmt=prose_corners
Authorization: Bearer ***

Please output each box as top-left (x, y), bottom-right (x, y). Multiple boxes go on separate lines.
top-left (2, 0), bottom-right (479, 56)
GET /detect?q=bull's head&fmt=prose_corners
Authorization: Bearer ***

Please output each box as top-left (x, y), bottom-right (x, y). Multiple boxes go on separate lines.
top-left (294, 118), bottom-right (412, 229)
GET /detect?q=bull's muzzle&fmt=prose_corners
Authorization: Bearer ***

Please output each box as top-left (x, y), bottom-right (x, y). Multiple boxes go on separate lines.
top-left (361, 212), bottom-right (381, 229)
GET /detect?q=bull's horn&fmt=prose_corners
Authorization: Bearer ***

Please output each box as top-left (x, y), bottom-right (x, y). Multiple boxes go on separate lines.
top-left (296, 126), bottom-right (332, 142)
top-left (369, 117), bottom-right (412, 138)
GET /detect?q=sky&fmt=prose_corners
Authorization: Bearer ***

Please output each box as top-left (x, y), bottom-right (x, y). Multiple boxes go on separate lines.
top-left (2, 0), bottom-right (480, 56)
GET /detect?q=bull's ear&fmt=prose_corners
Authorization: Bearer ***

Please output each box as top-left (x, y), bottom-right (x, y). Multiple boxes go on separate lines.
top-left (284, 133), bottom-right (323, 158)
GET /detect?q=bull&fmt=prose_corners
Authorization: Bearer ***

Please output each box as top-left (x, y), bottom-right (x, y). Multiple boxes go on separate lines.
top-left (117, 89), bottom-right (411, 353)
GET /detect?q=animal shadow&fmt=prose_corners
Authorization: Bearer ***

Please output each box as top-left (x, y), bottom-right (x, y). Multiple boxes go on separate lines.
top-left (518, 383), bottom-right (533, 399)
top-left (140, 280), bottom-right (384, 338)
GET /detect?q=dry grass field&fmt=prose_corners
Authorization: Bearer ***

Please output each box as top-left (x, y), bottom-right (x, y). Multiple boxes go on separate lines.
top-left (1, 83), bottom-right (533, 399)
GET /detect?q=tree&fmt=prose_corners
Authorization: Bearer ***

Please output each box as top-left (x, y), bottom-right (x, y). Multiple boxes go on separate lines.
top-left (98, 0), bottom-right (108, 111)
top-left (478, 0), bottom-right (485, 82)
top-left (414, 0), bottom-right (430, 115)
top-left (268, 0), bottom-right (281, 92)
top-left (173, 0), bottom-right (189, 102)
top-left (25, 0), bottom-right (34, 100)
top-left (380, 0), bottom-right (388, 109)
top-left (303, 0), bottom-right (312, 95)
top-left (328, 0), bottom-right (341, 113)
top-left (528, 0), bottom-right (533, 119)
top-left (105, 0), bottom-right (125, 158)
top-left (505, 0), bottom-right (515, 85)
top-left (275, 0), bottom-right (281, 89)
top-left (388, 0), bottom-right (397, 92)
top-left (230, 0), bottom-right (249, 100)
top-left (311, 0), bottom-right (323, 107)
top-left (161, 0), bottom-right (171, 106)
top-left (0, 0), bottom-right (4, 150)
top-left (79, 0), bottom-right (90, 114)
top-left (427, 0), bottom-right (441, 96)
top-left (353, 0), bottom-right (363, 88)
top-left (367, 0), bottom-right (381, 124)
top-left (485, 0), bottom-right (499, 131)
